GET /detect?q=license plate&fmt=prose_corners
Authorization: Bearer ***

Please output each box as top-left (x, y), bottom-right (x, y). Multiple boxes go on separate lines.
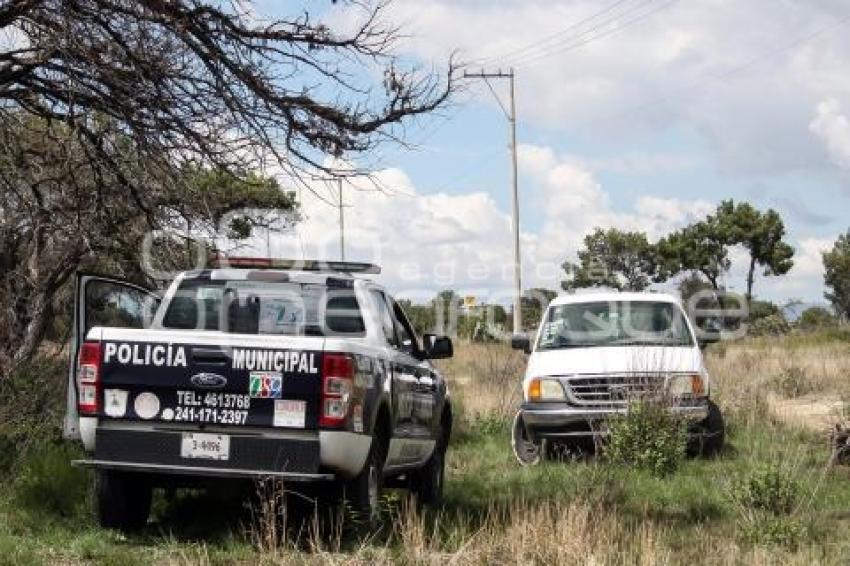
top-left (180, 433), bottom-right (230, 461)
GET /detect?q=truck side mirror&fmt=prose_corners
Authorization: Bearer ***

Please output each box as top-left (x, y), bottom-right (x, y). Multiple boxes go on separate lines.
top-left (511, 333), bottom-right (531, 354)
top-left (423, 334), bottom-right (453, 359)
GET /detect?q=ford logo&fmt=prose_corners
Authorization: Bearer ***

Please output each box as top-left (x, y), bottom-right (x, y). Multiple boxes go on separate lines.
top-left (190, 373), bottom-right (227, 389)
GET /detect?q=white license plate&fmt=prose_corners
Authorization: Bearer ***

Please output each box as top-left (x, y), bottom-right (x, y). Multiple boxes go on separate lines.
top-left (180, 433), bottom-right (230, 461)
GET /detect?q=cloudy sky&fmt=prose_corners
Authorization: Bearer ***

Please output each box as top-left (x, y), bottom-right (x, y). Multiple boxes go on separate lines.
top-left (251, 0), bottom-right (850, 305)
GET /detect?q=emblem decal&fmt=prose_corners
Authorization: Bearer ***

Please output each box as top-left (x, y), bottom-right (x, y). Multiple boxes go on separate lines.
top-left (190, 372), bottom-right (228, 389)
top-left (249, 371), bottom-right (283, 399)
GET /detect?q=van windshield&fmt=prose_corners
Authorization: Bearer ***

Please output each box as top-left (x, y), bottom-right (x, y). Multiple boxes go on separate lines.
top-left (537, 300), bottom-right (694, 350)
top-left (161, 279), bottom-right (365, 336)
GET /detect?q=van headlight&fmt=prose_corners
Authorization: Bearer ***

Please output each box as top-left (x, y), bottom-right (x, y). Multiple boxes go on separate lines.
top-left (527, 377), bottom-right (566, 402)
top-left (668, 374), bottom-right (706, 397)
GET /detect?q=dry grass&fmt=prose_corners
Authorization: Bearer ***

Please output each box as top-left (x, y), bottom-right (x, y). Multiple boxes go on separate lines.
top-left (5, 332), bottom-right (850, 565)
top-left (435, 341), bottom-right (526, 421)
top-left (706, 335), bottom-right (850, 431)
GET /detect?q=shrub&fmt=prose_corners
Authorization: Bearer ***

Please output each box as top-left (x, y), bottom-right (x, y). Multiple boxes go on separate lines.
top-left (729, 464), bottom-right (801, 516)
top-left (749, 300), bottom-right (782, 322)
top-left (13, 441), bottom-right (89, 521)
top-left (748, 314), bottom-right (790, 337)
top-left (0, 353), bottom-right (67, 472)
top-left (741, 515), bottom-right (807, 549)
top-left (769, 364), bottom-right (813, 398)
top-left (604, 400), bottom-right (687, 477)
top-left (728, 463), bottom-right (811, 549)
top-left (797, 307), bottom-right (837, 331)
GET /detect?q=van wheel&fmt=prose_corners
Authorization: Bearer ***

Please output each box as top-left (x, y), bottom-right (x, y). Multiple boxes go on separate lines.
top-left (95, 470), bottom-right (151, 532)
top-left (344, 431), bottom-right (387, 526)
top-left (689, 401), bottom-right (726, 457)
top-left (511, 410), bottom-right (541, 466)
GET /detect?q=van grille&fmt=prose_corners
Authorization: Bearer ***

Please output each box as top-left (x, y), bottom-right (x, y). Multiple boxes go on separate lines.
top-left (566, 373), bottom-right (667, 406)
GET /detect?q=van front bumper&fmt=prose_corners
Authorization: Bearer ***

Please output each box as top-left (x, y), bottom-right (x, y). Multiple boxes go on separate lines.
top-left (520, 401), bottom-right (709, 440)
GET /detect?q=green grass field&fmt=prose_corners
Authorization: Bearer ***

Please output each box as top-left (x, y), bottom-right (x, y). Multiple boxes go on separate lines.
top-left (1, 334), bottom-right (849, 564)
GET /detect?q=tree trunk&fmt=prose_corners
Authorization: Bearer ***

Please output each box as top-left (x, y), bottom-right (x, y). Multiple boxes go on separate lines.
top-left (746, 256), bottom-right (756, 303)
top-left (701, 270), bottom-right (719, 290)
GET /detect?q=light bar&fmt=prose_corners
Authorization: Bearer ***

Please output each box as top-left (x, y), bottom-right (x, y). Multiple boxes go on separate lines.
top-left (209, 256), bottom-right (380, 274)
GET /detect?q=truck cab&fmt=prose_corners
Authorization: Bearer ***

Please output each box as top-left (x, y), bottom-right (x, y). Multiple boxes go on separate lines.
top-left (64, 260), bottom-right (453, 530)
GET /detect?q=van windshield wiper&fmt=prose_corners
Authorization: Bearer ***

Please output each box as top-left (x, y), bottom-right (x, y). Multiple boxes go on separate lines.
top-left (538, 343), bottom-right (607, 350)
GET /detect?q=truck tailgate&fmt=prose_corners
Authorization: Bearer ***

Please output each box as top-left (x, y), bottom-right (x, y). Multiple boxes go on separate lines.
top-left (93, 329), bottom-right (325, 430)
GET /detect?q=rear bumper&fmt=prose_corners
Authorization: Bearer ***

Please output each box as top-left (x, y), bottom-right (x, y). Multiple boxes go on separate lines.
top-left (71, 459), bottom-right (333, 481)
top-left (520, 401), bottom-right (709, 440)
top-left (81, 426), bottom-right (371, 481)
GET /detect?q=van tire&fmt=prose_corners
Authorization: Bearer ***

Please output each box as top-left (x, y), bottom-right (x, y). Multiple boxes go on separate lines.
top-left (95, 470), bottom-right (152, 532)
top-left (690, 400), bottom-right (725, 457)
top-left (511, 410), bottom-right (541, 466)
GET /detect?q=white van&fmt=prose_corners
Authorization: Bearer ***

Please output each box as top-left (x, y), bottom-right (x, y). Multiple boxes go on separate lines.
top-left (510, 291), bottom-right (724, 464)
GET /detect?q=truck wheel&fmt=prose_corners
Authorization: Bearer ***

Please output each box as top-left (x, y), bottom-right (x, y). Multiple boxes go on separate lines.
top-left (411, 433), bottom-right (447, 506)
top-left (344, 431), bottom-right (387, 526)
top-left (95, 470), bottom-right (152, 532)
top-left (690, 400), bottom-right (725, 457)
top-left (511, 410), bottom-right (541, 466)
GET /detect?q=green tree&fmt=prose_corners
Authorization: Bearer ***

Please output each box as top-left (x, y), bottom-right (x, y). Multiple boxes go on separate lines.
top-left (677, 272), bottom-right (716, 304)
top-left (431, 290), bottom-right (463, 336)
top-left (0, 1), bottom-right (454, 376)
top-left (657, 220), bottom-right (730, 290)
top-left (521, 288), bottom-right (558, 330)
top-left (0, 118), bottom-right (297, 375)
top-left (561, 228), bottom-right (658, 292)
top-left (823, 230), bottom-right (850, 320)
top-left (715, 200), bottom-right (794, 302)
top-left (396, 299), bottom-right (435, 337)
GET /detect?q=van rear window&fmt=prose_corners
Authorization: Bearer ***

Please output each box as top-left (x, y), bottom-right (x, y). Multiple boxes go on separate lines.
top-left (162, 279), bottom-right (365, 336)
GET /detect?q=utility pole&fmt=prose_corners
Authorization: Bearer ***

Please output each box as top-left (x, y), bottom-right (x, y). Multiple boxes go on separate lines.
top-left (338, 178), bottom-right (345, 261)
top-left (463, 68), bottom-right (523, 332)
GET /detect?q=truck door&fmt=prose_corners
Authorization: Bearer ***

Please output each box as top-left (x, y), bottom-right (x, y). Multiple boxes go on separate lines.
top-left (386, 298), bottom-right (438, 440)
top-left (63, 273), bottom-right (159, 439)
top-left (368, 289), bottom-right (415, 439)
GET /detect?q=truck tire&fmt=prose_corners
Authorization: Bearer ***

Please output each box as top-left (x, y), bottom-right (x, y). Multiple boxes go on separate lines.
top-left (690, 400), bottom-right (725, 457)
top-left (95, 470), bottom-right (152, 532)
top-left (344, 431), bottom-right (387, 526)
top-left (411, 432), bottom-right (447, 506)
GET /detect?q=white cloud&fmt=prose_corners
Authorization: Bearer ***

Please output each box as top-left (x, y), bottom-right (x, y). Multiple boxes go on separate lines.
top-left (248, 146), bottom-right (721, 298)
top-left (241, 148), bottom-right (828, 302)
top-left (516, 144), bottom-right (715, 295)
top-left (752, 236), bottom-right (832, 301)
top-left (810, 98), bottom-right (850, 170)
top-left (387, 0), bottom-right (850, 175)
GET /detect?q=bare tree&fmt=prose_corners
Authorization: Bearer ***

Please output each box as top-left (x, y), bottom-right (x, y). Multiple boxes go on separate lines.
top-left (0, 0), bottom-right (456, 376)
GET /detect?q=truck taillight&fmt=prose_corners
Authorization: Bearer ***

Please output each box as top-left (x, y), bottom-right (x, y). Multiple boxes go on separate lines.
top-left (320, 353), bottom-right (355, 427)
top-left (77, 341), bottom-right (101, 415)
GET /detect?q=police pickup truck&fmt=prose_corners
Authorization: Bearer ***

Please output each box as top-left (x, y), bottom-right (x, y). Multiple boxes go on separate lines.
top-left (64, 259), bottom-right (454, 530)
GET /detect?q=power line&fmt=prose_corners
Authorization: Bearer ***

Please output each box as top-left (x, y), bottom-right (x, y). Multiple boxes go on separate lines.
top-left (476, 0), bottom-right (638, 67)
top-left (509, 0), bottom-right (679, 68)
top-left (503, 0), bottom-right (657, 67)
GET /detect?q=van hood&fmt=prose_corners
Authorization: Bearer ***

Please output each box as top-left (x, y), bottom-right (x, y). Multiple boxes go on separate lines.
top-left (525, 346), bottom-right (703, 379)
